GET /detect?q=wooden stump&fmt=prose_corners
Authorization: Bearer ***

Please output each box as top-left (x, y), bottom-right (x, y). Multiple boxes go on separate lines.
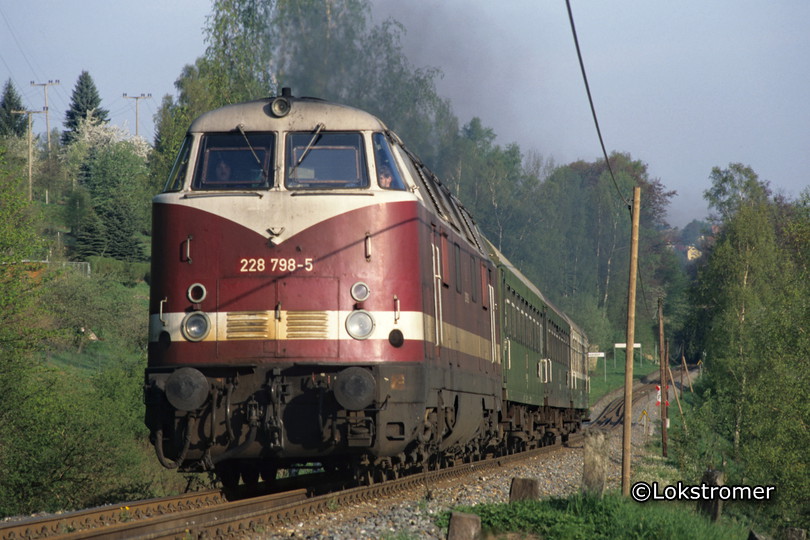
top-left (447, 511), bottom-right (481, 540)
top-left (509, 477), bottom-right (539, 502)
top-left (697, 468), bottom-right (724, 521)
top-left (582, 429), bottom-right (608, 497)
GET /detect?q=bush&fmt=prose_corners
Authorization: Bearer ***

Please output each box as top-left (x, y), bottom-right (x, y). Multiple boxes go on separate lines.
top-left (0, 363), bottom-right (149, 516)
top-left (87, 256), bottom-right (149, 283)
top-left (438, 494), bottom-right (749, 540)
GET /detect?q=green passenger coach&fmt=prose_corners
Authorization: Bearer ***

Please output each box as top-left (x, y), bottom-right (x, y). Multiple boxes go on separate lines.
top-left (488, 240), bottom-right (589, 446)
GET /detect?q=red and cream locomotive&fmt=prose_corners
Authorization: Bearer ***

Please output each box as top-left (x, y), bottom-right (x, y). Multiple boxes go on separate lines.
top-left (144, 89), bottom-right (588, 489)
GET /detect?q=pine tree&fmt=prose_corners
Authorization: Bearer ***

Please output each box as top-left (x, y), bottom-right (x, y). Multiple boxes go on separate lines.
top-left (0, 79), bottom-right (27, 137)
top-left (73, 209), bottom-right (109, 259)
top-left (62, 71), bottom-right (109, 145)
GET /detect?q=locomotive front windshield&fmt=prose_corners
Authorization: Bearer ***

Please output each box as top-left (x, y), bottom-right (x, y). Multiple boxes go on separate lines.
top-left (192, 132), bottom-right (275, 190)
top-left (286, 132), bottom-right (368, 189)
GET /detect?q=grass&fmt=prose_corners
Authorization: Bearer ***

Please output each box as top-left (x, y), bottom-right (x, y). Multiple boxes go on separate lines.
top-left (438, 494), bottom-right (750, 540)
top-left (589, 354), bottom-right (660, 407)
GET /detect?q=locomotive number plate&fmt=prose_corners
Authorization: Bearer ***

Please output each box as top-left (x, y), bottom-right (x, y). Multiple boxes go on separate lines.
top-left (239, 257), bottom-right (314, 273)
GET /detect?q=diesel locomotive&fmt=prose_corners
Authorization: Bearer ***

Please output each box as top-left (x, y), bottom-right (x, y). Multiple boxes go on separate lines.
top-left (144, 89), bottom-right (589, 488)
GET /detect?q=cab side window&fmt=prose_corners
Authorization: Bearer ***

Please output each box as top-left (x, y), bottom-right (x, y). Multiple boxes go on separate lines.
top-left (373, 133), bottom-right (406, 190)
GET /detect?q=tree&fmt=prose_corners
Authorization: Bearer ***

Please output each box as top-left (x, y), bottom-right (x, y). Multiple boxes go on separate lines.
top-left (0, 79), bottom-right (27, 137)
top-left (704, 163), bottom-right (770, 223)
top-left (677, 167), bottom-right (810, 529)
top-left (62, 71), bottom-right (109, 145)
top-left (203, 0), bottom-right (276, 103)
top-left (271, 0), bottom-right (453, 165)
top-left (151, 0), bottom-right (455, 187)
top-left (61, 114), bottom-right (150, 261)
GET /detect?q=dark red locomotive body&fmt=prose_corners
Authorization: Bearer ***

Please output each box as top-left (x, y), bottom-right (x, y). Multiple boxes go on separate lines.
top-left (145, 92), bottom-right (505, 485)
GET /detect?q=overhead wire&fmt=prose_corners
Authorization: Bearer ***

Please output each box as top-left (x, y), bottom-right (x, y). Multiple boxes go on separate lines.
top-left (0, 4), bottom-right (41, 86)
top-left (564, 0), bottom-right (656, 320)
top-left (564, 0), bottom-right (631, 210)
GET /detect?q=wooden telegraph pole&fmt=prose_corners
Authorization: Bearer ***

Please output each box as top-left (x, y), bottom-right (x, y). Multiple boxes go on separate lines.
top-left (31, 80), bottom-right (59, 152)
top-left (658, 297), bottom-right (668, 457)
top-left (621, 186), bottom-right (641, 497)
top-left (11, 108), bottom-right (46, 201)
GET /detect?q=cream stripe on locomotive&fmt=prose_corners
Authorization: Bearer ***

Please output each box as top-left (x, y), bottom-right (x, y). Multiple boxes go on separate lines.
top-left (149, 310), bottom-right (493, 360)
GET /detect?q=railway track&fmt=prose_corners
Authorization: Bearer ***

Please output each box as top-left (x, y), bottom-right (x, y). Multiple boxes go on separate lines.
top-left (0, 489), bottom-right (226, 539)
top-left (0, 441), bottom-right (576, 540)
top-left (2, 368), bottom-right (693, 540)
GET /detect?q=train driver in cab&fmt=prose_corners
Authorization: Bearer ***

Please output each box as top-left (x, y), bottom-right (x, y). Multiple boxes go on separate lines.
top-left (377, 164), bottom-right (406, 191)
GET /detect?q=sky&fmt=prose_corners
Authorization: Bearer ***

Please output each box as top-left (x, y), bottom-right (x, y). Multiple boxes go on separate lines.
top-left (2, 1), bottom-right (808, 228)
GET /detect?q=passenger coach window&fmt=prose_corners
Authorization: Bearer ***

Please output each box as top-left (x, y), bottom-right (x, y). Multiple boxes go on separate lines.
top-left (192, 132), bottom-right (274, 190)
top-left (286, 132), bottom-right (368, 189)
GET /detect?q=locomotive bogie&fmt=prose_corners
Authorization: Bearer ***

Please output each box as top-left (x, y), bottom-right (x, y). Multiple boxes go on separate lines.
top-left (145, 362), bottom-right (429, 464)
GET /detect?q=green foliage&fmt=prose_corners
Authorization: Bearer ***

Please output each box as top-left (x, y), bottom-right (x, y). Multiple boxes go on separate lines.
top-left (704, 163), bottom-right (770, 223)
top-left (0, 79), bottom-right (27, 137)
top-left (0, 266), bottom-right (182, 517)
top-left (87, 256), bottom-right (150, 283)
top-left (0, 362), bottom-right (152, 516)
top-left (675, 166), bottom-right (810, 530)
top-left (0, 147), bottom-right (45, 356)
top-left (63, 120), bottom-right (151, 261)
top-left (437, 495), bottom-right (748, 540)
top-left (204, 0), bottom-right (275, 102)
top-left (39, 269), bottom-right (148, 354)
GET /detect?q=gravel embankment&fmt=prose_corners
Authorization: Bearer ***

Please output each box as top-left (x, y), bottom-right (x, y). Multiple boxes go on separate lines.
top-left (259, 387), bottom-right (664, 539)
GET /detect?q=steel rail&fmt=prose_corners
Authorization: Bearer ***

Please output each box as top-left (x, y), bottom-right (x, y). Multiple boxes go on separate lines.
top-left (0, 490), bottom-right (226, 540)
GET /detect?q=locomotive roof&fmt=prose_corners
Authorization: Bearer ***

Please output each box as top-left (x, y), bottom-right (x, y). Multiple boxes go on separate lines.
top-left (188, 95), bottom-right (389, 133)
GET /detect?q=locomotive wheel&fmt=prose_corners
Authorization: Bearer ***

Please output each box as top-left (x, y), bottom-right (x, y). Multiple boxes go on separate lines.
top-left (357, 467), bottom-right (374, 486)
top-left (260, 463), bottom-right (278, 482)
top-left (240, 462), bottom-right (260, 490)
top-left (215, 462), bottom-right (240, 493)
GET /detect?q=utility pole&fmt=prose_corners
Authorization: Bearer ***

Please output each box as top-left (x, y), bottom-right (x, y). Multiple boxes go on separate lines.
top-left (658, 297), bottom-right (668, 457)
top-left (31, 80), bottom-right (60, 152)
top-left (123, 92), bottom-right (151, 137)
top-left (621, 186), bottom-right (641, 497)
top-left (12, 108), bottom-right (46, 201)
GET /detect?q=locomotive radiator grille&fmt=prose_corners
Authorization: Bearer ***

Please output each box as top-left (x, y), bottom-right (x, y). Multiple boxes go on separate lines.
top-left (285, 310), bottom-right (329, 339)
top-left (223, 310), bottom-right (331, 340)
top-left (226, 311), bottom-right (272, 339)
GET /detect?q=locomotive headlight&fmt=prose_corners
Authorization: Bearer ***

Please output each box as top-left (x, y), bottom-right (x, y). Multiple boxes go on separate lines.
top-left (346, 310), bottom-right (375, 340)
top-left (181, 311), bottom-right (211, 342)
top-left (350, 281), bottom-right (371, 302)
top-left (270, 96), bottom-right (291, 117)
